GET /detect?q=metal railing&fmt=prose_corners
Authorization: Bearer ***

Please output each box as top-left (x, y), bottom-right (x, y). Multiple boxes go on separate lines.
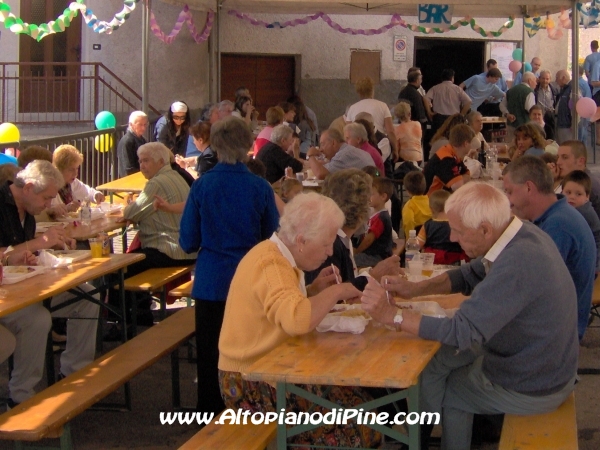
top-left (0, 126), bottom-right (128, 187)
top-left (0, 62), bottom-right (160, 125)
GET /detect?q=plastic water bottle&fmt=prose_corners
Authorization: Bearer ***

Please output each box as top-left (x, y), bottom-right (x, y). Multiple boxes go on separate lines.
top-left (405, 230), bottom-right (420, 266)
top-left (80, 201), bottom-right (92, 226)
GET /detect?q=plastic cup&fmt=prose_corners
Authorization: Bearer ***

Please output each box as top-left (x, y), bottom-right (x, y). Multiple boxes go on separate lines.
top-left (89, 238), bottom-right (104, 258)
top-left (408, 259), bottom-right (423, 277)
top-left (296, 172), bottom-right (305, 182)
top-left (420, 253), bottom-right (435, 277)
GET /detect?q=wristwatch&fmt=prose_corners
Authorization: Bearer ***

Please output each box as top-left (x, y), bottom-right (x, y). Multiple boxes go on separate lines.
top-left (393, 309), bottom-right (403, 332)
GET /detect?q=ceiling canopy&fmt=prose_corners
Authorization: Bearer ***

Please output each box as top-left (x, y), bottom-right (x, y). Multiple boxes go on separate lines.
top-left (163, 0), bottom-right (569, 19)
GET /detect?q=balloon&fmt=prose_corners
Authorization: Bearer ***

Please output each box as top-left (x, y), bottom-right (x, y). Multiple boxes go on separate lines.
top-left (94, 134), bottom-right (114, 152)
top-left (576, 97), bottom-right (597, 119)
top-left (512, 48), bottom-right (523, 61)
top-left (0, 123), bottom-right (20, 143)
top-left (591, 106), bottom-right (600, 122)
top-left (508, 60), bottom-right (522, 73)
top-left (524, 62), bottom-right (532, 72)
top-left (95, 111), bottom-right (116, 130)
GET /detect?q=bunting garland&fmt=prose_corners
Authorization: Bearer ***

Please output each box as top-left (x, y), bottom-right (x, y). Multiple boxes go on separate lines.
top-left (228, 10), bottom-right (515, 37)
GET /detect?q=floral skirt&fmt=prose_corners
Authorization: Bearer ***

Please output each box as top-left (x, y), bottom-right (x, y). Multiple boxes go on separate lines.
top-left (218, 370), bottom-right (382, 448)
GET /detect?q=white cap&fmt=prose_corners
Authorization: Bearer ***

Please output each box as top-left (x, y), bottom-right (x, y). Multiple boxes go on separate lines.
top-left (409, 230), bottom-right (416, 237)
top-left (170, 101), bottom-right (188, 113)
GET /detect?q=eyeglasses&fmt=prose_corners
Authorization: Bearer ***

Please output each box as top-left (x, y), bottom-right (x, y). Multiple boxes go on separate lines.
top-left (172, 115), bottom-right (186, 121)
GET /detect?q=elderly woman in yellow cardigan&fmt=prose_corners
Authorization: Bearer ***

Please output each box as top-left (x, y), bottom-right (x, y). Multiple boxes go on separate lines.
top-left (218, 192), bottom-right (382, 448)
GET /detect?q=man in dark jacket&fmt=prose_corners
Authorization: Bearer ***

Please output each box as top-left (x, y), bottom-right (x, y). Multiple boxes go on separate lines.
top-left (117, 111), bottom-right (148, 177)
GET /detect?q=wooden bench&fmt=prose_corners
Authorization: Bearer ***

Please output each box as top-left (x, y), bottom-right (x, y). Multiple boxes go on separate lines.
top-left (498, 392), bottom-right (577, 450)
top-left (169, 280), bottom-right (193, 298)
top-left (123, 266), bottom-right (193, 333)
top-left (179, 411), bottom-right (277, 450)
top-left (589, 276), bottom-right (600, 322)
top-left (0, 307), bottom-right (195, 450)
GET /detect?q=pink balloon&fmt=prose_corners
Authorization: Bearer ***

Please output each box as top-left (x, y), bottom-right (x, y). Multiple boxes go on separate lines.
top-left (508, 60), bottom-right (522, 72)
top-left (576, 97), bottom-right (597, 119)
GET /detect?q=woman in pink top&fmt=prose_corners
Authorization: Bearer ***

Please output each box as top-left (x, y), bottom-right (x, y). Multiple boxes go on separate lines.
top-left (253, 106), bottom-right (285, 157)
top-left (343, 122), bottom-right (385, 173)
top-left (394, 101), bottom-right (423, 163)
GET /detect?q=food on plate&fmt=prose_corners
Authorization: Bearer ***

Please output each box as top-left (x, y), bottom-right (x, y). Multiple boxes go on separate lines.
top-left (4, 266), bottom-right (35, 274)
top-left (330, 309), bottom-right (371, 319)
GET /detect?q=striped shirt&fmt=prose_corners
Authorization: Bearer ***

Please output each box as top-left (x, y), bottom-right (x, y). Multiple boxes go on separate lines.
top-left (124, 164), bottom-right (196, 260)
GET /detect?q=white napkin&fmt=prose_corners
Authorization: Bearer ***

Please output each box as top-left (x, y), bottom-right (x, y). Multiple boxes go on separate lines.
top-left (37, 250), bottom-right (71, 268)
top-left (463, 156), bottom-right (483, 179)
top-left (316, 315), bottom-right (369, 334)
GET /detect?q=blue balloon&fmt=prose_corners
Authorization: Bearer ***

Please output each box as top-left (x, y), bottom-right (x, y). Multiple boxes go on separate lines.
top-left (0, 153), bottom-right (18, 166)
top-left (524, 62), bottom-right (532, 72)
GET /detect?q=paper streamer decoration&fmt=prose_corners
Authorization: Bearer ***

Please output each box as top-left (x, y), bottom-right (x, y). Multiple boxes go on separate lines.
top-left (228, 10), bottom-right (515, 37)
top-left (578, 0), bottom-right (600, 28)
top-left (0, 1), bottom-right (212, 44)
top-left (150, 4), bottom-right (214, 43)
top-left (524, 9), bottom-right (571, 40)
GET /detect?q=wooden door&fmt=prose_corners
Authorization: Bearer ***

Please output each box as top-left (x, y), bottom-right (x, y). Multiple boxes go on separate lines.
top-left (19, 0), bottom-right (82, 113)
top-left (221, 54), bottom-right (295, 114)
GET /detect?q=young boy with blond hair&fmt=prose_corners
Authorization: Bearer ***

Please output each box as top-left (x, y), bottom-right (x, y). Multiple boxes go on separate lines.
top-left (401, 171), bottom-right (432, 239)
top-left (418, 190), bottom-right (468, 264)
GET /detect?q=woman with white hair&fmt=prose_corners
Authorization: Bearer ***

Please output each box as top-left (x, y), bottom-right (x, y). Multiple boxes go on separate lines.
top-left (179, 117), bottom-right (280, 414)
top-left (219, 192), bottom-right (381, 448)
top-left (158, 101), bottom-right (191, 157)
top-left (256, 123), bottom-right (304, 184)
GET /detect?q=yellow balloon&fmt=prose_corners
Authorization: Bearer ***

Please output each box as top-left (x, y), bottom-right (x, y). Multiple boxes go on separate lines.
top-left (94, 134), bottom-right (114, 153)
top-left (0, 123), bottom-right (20, 144)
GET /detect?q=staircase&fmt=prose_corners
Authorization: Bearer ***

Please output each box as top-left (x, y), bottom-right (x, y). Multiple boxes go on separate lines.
top-left (0, 62), bottom-right (160, 135)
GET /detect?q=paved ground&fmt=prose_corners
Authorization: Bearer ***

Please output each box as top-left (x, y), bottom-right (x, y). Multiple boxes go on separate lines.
top-left (0, 311), bottom-right (599, 450)
top-left (0, 151), bottom-right (598, 449)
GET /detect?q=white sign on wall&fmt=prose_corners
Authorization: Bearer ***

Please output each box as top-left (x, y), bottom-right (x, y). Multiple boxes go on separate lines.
top-left (490, 41), bottom-right (516, 81)
top-left (394, 35), bottom-right (407, 62)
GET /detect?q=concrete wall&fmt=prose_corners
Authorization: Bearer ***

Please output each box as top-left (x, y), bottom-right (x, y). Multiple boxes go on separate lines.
top-left (220, 12), bottom-right (569, 130)
top-left (0, 0), bottom-right (211, 123)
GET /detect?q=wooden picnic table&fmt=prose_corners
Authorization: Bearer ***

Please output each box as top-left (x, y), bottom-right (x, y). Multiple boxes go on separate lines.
top-left (0, 253), bottom-right (145, 318)
top-left (243, 293), bottom-right (466, 449)
top-left (96, 172), bottom-right (147, 202)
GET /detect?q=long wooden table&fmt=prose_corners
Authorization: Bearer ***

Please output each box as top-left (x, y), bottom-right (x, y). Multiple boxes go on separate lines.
top-left (0, 253), bottom-right (145, 318)
top-left (96, 172), bottom-right (147, 202)
top-left (243, 294), bottom-right (466, 449)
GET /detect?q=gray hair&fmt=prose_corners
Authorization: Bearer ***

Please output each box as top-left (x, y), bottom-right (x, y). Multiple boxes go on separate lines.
top-left (14, 160), bottom-right (64, 193)
top-left (137, 142), bottom-right (170, 164)
top-left (321, 168), bottom-right (372, 230)
top-left (503, 155), bottom-right (554, 195)
top-left (324, 128), bottom-right (344, 144)
top-left (218, 100), bottom-right (234, 112)
top-left (279, 192), bottom-right (345, 243)
top-left (270, 124), bottom-right (293, 145)
top-left (128, 110), bottom-right (147, 126)
top-left (344, 123), bottom-right (367, 143)
top-left (355, 112), bottom-right (374, 124)
top-left (445, 182), bottom-right (511, 230)
top-left (465, 110), bottom-right (482, 125)
top-left (211, 117), bottom-right (253, 164)
top-left (539, 69), bottom-right (551, 78)
top-left (522, 71), bottom-right (536, 84)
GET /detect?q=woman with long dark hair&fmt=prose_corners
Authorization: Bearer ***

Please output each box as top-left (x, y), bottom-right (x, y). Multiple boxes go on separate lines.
top-left (158, 101), bottom-right (191, 157)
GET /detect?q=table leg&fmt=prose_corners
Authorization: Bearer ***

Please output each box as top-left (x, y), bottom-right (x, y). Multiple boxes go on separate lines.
top-left (407, 383), bottom-right (421, 450)
top-left (43, 298), bottom-right (56, 386)
top-left (276, 381), bottom-right (287, 450)
top-left (118, 269), bottom-right (128, 343)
